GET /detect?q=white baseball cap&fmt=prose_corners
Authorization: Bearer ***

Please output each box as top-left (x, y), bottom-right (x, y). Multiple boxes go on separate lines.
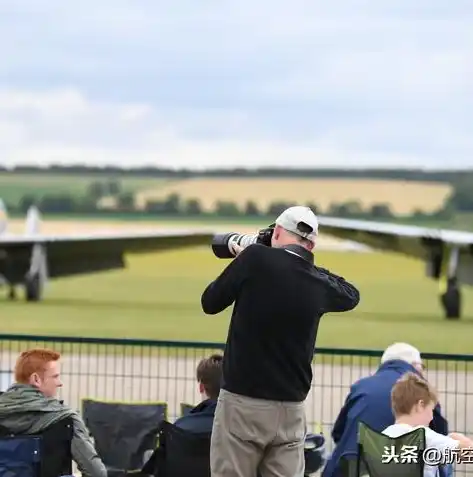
top-left (274, 206), bottom-right (318, 242)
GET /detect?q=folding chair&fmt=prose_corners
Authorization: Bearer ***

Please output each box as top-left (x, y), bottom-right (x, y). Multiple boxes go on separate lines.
top-left (357, 421), bottom-right (425, 477)
top-left (141, 420), bottom-right (211, 477)
top-left (338, 450), bottom-right (367, 477)
top-left (0, 416), bottom-right (73, 477)
top-left (82, 399), bottom-right (167, 477)
top-left (179, 403), bottom-right (194, 417)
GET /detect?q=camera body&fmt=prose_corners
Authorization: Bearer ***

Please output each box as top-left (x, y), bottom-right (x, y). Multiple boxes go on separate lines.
top-left (211, 226), bottom-right (275, 259)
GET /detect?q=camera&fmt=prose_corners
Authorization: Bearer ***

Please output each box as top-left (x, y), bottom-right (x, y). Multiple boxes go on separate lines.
top-left (211, 225), bottom-right (275, 259)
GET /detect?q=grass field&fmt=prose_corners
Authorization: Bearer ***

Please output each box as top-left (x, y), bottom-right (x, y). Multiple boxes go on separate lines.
top-left (136, 177), bottom-right (452, 215)
top-left (0, 173), bottom-right (169, 207)
top-left (1, 244), bottom-right (473, 355)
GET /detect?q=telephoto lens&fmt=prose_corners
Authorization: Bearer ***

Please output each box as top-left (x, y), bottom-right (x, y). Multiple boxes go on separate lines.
top-left (211, 232), bottom-right (258, 258)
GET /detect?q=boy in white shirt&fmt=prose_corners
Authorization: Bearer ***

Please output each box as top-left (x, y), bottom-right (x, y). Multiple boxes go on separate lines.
top-left (382, 372), bottom-right (473, 477)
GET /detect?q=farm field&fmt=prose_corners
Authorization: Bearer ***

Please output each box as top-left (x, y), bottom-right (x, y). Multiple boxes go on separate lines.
top-left (135, 177), bottom-right (452, 215)
top-left (1, 241), bottom-right (472, 354)
top-left (0, 172), bottom-right (169, 207)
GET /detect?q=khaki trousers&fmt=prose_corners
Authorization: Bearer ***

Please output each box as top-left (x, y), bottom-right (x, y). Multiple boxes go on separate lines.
top-left (210, 389), bottom-right (306, 477)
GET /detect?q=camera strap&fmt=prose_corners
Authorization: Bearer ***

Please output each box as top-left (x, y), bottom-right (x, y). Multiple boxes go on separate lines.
top-left (282, 244), bottom-right (314, 264)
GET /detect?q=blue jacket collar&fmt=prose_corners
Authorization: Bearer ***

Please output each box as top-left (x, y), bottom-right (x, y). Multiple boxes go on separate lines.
top-left (377, 359), bottom-right (419, 375)
top-left (190, 398), bottom-right (217, 415)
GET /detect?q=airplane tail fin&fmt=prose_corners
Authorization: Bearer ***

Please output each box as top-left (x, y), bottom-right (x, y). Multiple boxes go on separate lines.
top-left (25, 205), bottom-right (41, 235)
top-left (0, 199), bottom-right (7, 235)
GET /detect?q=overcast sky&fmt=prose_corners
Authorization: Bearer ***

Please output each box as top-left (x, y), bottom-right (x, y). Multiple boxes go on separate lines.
top-left (1, 0), bottom-right (472, 170)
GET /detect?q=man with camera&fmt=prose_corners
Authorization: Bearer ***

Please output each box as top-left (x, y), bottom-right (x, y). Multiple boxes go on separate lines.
top-left (201, 205), bottom-right (360, 477)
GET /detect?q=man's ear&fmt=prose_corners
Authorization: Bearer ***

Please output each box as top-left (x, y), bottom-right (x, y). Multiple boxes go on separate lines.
top-left (29, 373), bottom-right (40, 386)
top-left (198, 382), bottom-right (205, 394)
top-left (273, 225), bottom-right (281, 240)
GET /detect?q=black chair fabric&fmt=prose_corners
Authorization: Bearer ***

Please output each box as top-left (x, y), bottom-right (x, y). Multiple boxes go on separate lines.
top-left (36, 418), bottom-right (73, 477)
top-left (142, 420), bottom-right (211, 477)
top-left (82, 399), bottom-right (167, 473)
top-left (338, 450), bottom-right (367, 477)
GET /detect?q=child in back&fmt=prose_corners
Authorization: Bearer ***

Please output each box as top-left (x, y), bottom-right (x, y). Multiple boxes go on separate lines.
top-left (382, 372), bottom-right (473, 477)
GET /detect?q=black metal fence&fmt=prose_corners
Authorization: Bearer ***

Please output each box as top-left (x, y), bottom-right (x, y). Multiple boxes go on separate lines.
top-left (0, 334), bottom-right (472, 475)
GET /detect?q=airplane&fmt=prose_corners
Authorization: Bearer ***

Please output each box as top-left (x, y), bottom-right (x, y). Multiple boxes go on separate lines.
top-left (317, 216), bottom-right (473, 320)
top-left (0, 200), bottom-right (214, 302)
top-left (2, 197), bottom-right (470, 319)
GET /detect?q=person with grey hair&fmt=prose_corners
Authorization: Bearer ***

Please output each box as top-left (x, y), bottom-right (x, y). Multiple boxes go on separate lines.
top-left (322, 342), bottom-right (450, 477)
top-left (380, 342), bottom-right (424, 372)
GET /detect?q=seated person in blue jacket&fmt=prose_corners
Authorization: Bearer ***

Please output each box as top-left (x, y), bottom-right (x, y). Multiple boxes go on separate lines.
top-left (174, 353), bottom-right (327, 476)
top-left (174, 353), bottom-right (222, 433)
top-left (322, 342), bottom-right (451, 477)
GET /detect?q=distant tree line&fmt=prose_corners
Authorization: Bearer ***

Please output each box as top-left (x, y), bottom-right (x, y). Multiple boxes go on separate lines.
top-left (1, 163), bottom-right (473, 182)
top-left (3, 164), bottom-right (473, 220)
top-left (2, 178), bottom-right (464, 221)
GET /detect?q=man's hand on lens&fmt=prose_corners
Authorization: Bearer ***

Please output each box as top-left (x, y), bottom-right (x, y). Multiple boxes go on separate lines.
top-left (231, 243), bottom-right (244, 255)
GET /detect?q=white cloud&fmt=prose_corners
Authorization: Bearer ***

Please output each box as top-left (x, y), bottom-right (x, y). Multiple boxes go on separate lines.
top-left (0, 88), bottom-right (445, 170)
top-left (265, 49), bottom-right (473, 105)
top-left (0, 0), bottom-right (472, 169)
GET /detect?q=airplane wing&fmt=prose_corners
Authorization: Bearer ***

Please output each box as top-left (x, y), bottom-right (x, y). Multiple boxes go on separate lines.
top-left (317, 216), bottom-right (473, 260)
top-left (0, 230), bottom-right (214, 279)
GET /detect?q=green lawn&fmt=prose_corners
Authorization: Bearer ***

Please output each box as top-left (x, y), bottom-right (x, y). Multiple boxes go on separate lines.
top-left (1, 247), bottom-right (472, 355)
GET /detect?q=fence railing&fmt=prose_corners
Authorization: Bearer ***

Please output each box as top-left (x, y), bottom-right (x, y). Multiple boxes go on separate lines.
top-left (1, 334), bottom-right (472, 475)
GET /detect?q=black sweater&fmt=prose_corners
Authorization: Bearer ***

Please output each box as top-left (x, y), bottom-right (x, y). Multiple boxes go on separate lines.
top-left (201, 244), bottom-right (360, 402)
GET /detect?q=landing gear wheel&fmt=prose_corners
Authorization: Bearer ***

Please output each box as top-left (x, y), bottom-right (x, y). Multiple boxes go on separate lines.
top-left (24, 274), bottom-right (42, 302)
top-left (440, 278), bottom-right (461, 320)
top-left (8, 286), bottom-right (17, 300)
